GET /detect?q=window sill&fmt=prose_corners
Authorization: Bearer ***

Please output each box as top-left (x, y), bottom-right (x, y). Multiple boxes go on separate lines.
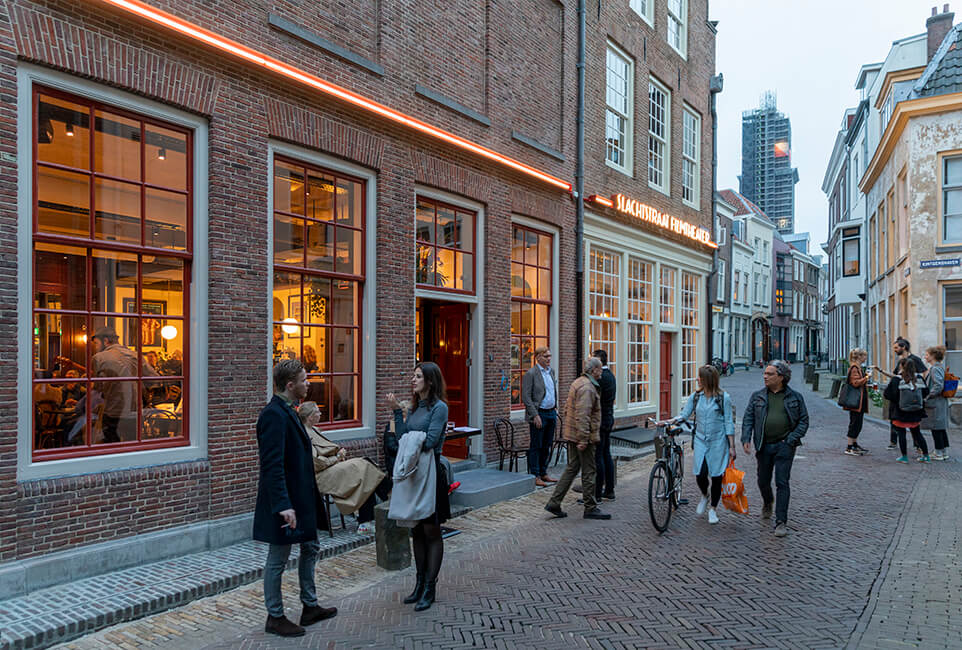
top-left (682, 198), bottom-right (700, 211)
top-left (935, 244), bottom-right (962, 254)
top-left (647, 181), bottom-right (670, 197)
top-left (605, 159), bottom-right (634, 178)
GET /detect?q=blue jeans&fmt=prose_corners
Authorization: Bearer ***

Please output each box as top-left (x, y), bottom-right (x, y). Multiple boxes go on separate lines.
top-left (263, 541), bottom-right (320, 618)
top-left (755, 440), bottom-right (796, 525)
top-left (527, 409), bottom-right (556, 477)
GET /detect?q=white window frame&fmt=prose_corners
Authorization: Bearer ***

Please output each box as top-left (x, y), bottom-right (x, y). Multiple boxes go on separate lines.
top-left (716, 259), bottom-right (725, 302)
top-left (626, 257), bottom-right (653, 406)
top-left (16, 63), bottom-right (210, 480)
top-left (682, 106), bottom-right (700, 208)
top-left (648, 76), bottom-right (671, 195)
top-left (667, 0), bottom-right (688, 58)
top-left (630, 0), bottom-right (654, 26)
top-left (942, 154), bottom-right (962, 244)
top-left (605, 43), bottom-right (634, 176)
top-left (718, 225), bottom-right (727, 247)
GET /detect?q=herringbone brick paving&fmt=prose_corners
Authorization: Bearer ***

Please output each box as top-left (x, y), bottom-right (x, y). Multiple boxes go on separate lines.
top-left (56, 369), bottom-right (961, 649)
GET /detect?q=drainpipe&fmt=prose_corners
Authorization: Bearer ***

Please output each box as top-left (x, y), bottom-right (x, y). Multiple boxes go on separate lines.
top-left (707, 73), bottom-right (724, 364)
top-left (575, 0), bottom-right (586, 371)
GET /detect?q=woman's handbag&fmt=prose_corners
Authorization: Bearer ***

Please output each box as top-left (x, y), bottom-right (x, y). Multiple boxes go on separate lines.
top-left (837, 382), bottom-right (863, 411)
top-left (721, 460), bottom-right (748, 515)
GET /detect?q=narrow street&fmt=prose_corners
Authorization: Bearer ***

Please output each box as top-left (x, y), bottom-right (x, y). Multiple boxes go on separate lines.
top-left (59, 367), bottom-right (962, 649)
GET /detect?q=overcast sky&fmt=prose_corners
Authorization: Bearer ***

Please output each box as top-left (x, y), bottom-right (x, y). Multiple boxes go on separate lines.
top-left (711, 0), bottom-right (943, 256)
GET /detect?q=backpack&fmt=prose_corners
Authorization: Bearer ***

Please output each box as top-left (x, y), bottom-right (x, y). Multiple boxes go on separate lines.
top-left (690, 391), bottom-right (733, 434)
top-left (943, 371), bottom-right (959, 398)
top-left (898, 378), bottom-right (925, 412)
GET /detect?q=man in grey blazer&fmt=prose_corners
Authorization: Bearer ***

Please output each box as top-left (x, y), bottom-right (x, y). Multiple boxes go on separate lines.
top-left (522, 346), bottom-right (559, 487)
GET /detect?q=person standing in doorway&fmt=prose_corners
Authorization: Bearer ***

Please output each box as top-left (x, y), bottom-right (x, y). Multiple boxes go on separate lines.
top-left (922, 345), bottom-right (950, 460)
top-left (873, 338), bottom-right (926, 450)
top-left (593, 349), bottom-right (616, 501)
top-left (844, 348), bottom-right (871, 456)
top-left (253, 359), bottom-right (337, 638)
top-left (544, 357), bottom-right (611, 520)
top-left (521, 347), bottom-right (559, 487)
top-left (741, 360), bottom-right (809, 538)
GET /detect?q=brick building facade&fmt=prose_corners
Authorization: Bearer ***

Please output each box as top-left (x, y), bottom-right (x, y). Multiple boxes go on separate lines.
top-left (1, 0), bottom-right (716, 594)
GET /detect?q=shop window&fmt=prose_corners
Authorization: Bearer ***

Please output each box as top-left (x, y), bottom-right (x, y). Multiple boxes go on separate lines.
top-left (589, 248), bottom-right (620, 377)
top-left (944, 285), bottom-right (962, 350)
top-left (648, 78), bottom-right (670, 194)
top-left (626, 258), bottom-right (653, 405)
top-left (680, 272), bottom-right (699, 397)
top-left (659, 265), bottom-right (676, 324)
top-left (31, 87), bottom-right (191, 460)
top-left (273, 157), bottom-right (364, 427)
top-left (943, 156), bottom-right (962, 243)
top-left (605, 44), bottom-right (633, 175)
top-left (510, 225), bottom-right (553, 408)
top-left (416, 197), bottom-right (475, 293)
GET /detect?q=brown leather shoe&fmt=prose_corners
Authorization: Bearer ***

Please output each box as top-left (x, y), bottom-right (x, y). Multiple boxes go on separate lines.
top-left (541, 475), bottom-right (558, 483)
top-left (300, 604), bottom-right (338, 626)
top-left (534, 478), bottom-right (548, 487)
top-left (265, 615), bottom-right (305, 637)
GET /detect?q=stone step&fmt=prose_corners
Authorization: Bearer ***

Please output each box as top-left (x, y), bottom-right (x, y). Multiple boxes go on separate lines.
top-left (610, 425), bottom-right (657, 449)
top-left (448, 468), bottom-right (535, 509)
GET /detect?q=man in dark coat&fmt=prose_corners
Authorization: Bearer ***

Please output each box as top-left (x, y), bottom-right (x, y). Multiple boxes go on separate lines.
top-left (254, 359), bottom-right (337, 637)
top-left (593, 349), bottom-right (617, 501)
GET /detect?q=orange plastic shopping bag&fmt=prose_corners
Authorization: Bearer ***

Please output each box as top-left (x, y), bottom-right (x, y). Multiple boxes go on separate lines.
top-left (721, 460), bottom-right (749, 514)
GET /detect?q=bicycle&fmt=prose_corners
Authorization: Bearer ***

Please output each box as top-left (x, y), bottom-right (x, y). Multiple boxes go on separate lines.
top-left (646, 417), bottom-right (692, 533)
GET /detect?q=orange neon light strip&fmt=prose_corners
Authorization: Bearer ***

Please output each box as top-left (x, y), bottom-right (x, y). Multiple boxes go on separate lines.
top-left (96, 0), bottom-right (572, 193)
top-left (587, 194), bottom-right (614, 207)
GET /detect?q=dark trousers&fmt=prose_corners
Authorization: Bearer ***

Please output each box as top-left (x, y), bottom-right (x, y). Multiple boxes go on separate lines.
top-left (890, 422), bottom-right (899, 446)
top-left (527, 409), bottom-right (556, 477)
top-left (847, 411), bottom-right (864, 440)
top-left (696, 459), bottom-right (723, 507)
top-left (102, 415), bottom-right (121, 443)
top-left (931, 429), bottom-right (949, 451)
top-left (756, 441), bottom-right (796, 525)
top-left (546, 442), bottom-right (597, 512)
top-left (595, 422), bottom-right (615, 498)
top-left (357, 475), bottom-right (393, 524)
top-left (896, 426), bottom-right (928, 456)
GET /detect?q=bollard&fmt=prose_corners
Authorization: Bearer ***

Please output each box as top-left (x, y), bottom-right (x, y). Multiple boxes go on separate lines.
top-left (811, 373), bottom-right (819, 392)
top-left (374, 501), bottom-right (410, 570)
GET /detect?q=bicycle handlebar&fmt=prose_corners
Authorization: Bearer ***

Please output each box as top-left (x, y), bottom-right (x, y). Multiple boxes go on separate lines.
top-left (646, 417), bottom-right (693, 435)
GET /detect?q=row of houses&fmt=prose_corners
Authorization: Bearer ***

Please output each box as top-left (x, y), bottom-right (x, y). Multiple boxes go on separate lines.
top-left (824, 5), bottom-right (962, 375)
top-left (4, 1), bottom-right (719, 595)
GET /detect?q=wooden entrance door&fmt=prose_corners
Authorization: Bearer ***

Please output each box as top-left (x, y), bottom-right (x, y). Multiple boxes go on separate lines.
top-left (659, 333), bottom-right (672, 420)
top-left (421, 301), bottom-right (470, 458)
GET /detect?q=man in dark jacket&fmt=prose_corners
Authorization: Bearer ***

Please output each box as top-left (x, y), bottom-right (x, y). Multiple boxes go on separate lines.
top-left (254, 359), bottom-right (336, 637)
top-left (741, 360), bottom-right (809, 538)
top-left (874, 338), bottom-right (927, 450)
top-left (593, 349), bottom-right (617, 501)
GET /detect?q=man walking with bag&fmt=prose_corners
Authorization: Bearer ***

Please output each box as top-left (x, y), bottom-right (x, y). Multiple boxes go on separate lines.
top-left (741, 361), bottom-right (809, 538)
top-left (254, 359), bottom-right (337, 637)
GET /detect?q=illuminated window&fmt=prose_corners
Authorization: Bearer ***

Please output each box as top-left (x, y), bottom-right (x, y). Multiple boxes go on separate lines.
top-left (510, 225), bottom-right (553, 408)
top-left (416, 197), bottom-right (475, 293)
top-left (32, 87), bottom-right (191, 459)
top-left (667, 0), bottom-right (688, 57)
top-left (648, 78), bottom-right (670, 193)
top-left (627, 258), bottom-right (653, 404)
top-left (681, 272), bottom-right (699, 396)
top-left (682, 107), bottom-right (700, 208)
top-left (273, 157), bottom-right (363, 427)
top-left (605, 44), bottom-right (633, 175)
top-left (589, 248), bottom-right (620, 376)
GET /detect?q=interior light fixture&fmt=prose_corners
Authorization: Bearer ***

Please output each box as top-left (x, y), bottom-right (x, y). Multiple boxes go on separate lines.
top-left (281, 317), bottom-right (300, 335)
top-left (157, 147), bottom-right (166, 160)
top-left (161, 324), bottom-right (178, 340)
top-left (38, 115), bottom-right (53, 144)
top-left (65, 119), bottom-right (75, 136)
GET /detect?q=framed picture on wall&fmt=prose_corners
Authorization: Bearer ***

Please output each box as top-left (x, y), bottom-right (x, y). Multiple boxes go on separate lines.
top-left (123, 298), bottom-right (167, 348)
top-left (288, 295), bottom-right (302, 323)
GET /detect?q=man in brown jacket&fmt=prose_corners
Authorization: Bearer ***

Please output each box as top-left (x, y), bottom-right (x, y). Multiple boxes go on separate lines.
top-left (544, 357), bottom-right (611, 520)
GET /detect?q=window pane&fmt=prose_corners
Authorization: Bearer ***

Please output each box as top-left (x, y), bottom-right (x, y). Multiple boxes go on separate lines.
top-left (275, 214), bottom-right (305, 266)
top-left (145, 125), bottom-right (187, 191)
top-left (417, 245), bottom-right (435, 285)
top-left (145, 188), bottom-right (187, 250)
top-left (37, 95), bottom-right (90, 170)
top-left (510, 335), bottom-right (521, 366)
top-left (946, 213), bottom-right (962, 242)
top-left (94, 178), bottom-right (141, 245)
top-left (274, 161), bottom-right (305, 215)
top-left (91, 249), bottom-right (138, 313)
top-left (946, 322), bottom-right (962, 350)
top-left (332, 328), bottom-right (356, 373)
top-left (524, 230), bottom-right (539, 266)
top-left (524, 265), bottom-right (538, 299)
top-left (302, 326), bottom-right (328, 374)
top-left (301, 277), bottom-right (330, 325)
top-left (143, 399), bottom-right (183, 439)
top-left (436, 248), bottom-right (455, 288)
top-left (512, 228), bottom-right (524, 262)
top-left (307, 170), bottom-right (335, 222)
top-left (335, 228), bottom-right (361, 276)
top-left (538, 269), bottom-right (551, 302)
top-left (331, 280), bottom-right (356, 325)
top-left (437, 206), bottom-right (457, 248)
top-left (519, 302), bottom-right (533, 335)
top-left (510, 371), bottom-right (521, 406)
top-left (91, 379), bottom-right (139, 443)
top-left (842, 238), bottom-right (859, 276)
top-left (331, 375), bottom-right (356, 422)
top-left (456, 211), bottom-right (474, 251)
top-left (535, 304), bottom-right (549, 337)
top-left (520, 338), bottom-right (534, 369)
top-left (34, 243), bottom-right (87, 311)
top-left (273, 270), bottom-right (301, 321)
top-left (945, 189), bottom-right (962, 215)
top-left (945, 286), bottom-right (962, 318)
top-left (511, 262), bottom-right (524, 297)
top-left (37, 166), bottom-right (90, 237)
top-left (538, 234), bottom-right (551, 267)
top-left (456, 252), bottom-right (473, 291)
top-left (335, 178), bottom-right (361, 227)
top-left (416, 200), bottom-right (435, 243)
top-left (945, 157), bottom-right (962, 186)
top-left (94, 110), bottom-right (141, 181)
top-left (33, 312), bottom-right (86, 376)
top-left (306, 221), bottom-right (334, 272)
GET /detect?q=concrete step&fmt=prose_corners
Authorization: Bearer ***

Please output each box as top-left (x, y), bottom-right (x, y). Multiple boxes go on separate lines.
top-left (450, 458), bottom-right (479, 473)
top-left (448, 468), bottom-right (535, 509)
top-left (611, 445), bottom-right (652, 462)
top-left (611, 426), bottom-right (657, 449)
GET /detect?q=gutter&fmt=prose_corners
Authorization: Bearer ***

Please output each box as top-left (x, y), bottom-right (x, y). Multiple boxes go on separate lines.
top-left (707, 73), bottom-right (724, 364)
top-left (575, 0), bottom-right (586, 370)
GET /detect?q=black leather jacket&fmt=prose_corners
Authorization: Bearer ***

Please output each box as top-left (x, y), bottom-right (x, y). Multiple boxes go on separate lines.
top-left (740, 385), bottom-right (809, 450)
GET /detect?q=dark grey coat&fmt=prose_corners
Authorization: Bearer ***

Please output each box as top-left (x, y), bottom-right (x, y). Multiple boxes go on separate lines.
top-left (922, 363), bottom-right (949, 431)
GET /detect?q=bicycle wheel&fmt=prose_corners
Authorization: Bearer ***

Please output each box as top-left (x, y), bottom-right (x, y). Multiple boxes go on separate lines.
top-left (648, 461), bottom-right (673, 533)
top-left (670, 446), bottom-right (685, 508)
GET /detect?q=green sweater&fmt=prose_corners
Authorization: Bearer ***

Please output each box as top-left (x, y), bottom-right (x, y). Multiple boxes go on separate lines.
top-left (763, 390), bottom-right (791, 444)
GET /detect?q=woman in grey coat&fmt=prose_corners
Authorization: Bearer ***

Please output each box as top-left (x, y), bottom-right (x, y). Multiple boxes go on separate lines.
top-left (922, 345), bottom-right (950, 460)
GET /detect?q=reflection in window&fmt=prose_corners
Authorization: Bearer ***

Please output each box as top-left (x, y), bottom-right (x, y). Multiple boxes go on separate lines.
top-left (273, 157), bottom-right (364, 427)
top-left (681, 272), bottom-right (699, 397)
top-left (415, 197), bottom-right (475, 293)
top-left (589, 248), bottom-right (620, 378)
top-left (32, 86), bottom-right (191, 459)
top-left (510, 225), bottom-right (552, 407)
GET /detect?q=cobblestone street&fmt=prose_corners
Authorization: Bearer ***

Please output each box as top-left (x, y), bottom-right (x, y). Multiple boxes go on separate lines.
top-left (57, 368), bottom-right (961, 649)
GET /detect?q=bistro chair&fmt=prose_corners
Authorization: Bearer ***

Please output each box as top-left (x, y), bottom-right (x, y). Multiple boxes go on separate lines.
top-left (551, 413), bottom-right (567, 466)
top-left (494, 417), bottom-right (525, 472)
top-left (320, 493), bottom-right (346, 538)
top-left (34, 401), bottom-right (62, 450)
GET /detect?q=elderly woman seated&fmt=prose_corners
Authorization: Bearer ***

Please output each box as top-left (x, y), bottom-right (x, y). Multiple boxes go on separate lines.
top-left (298, 401), bottom-right (390, 534)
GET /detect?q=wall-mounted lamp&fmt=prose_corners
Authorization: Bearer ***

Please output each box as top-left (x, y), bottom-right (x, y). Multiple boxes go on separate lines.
top-left (281, 318), bottom-right (300, 335)
top-left (157, 147), bottom-right (166, 160)
top-left (65, 119), bottom-right (75, 137)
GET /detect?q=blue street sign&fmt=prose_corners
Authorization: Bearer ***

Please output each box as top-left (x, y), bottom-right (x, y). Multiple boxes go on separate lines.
top-left (919, 258), bottom-right (961, 269)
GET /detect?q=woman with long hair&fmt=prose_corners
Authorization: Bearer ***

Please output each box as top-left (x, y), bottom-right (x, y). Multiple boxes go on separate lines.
top-left (922, 345), bottom-right (950, 460)
top-left (662, 365), bottom-right (734, 525)
top-left (385, 362), bottom-right (450, 611)
top-left (844, 348), bottom-right (871, 456)
top-left (883, 357), bottom-right (931, 463)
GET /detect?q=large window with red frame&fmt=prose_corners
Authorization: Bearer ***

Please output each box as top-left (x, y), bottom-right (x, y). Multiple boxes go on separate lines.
top-left (31, 87), bottom-right (191, 459)
top-left (510, 225), bottom-right (552, 408)
top-left (416, 197), bottom-right (475, 293)
top-left (273, 157), bottom-right (363, 427)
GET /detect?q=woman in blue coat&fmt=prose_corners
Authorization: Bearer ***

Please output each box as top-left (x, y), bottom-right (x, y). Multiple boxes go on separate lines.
top-left (665, 365), bottom-right (735, 524)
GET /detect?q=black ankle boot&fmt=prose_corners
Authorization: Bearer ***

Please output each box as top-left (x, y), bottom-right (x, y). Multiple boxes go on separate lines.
top-left (414, 580), bottom-right (436, 611)
top-left (403, 573), bottom-right (425, 604)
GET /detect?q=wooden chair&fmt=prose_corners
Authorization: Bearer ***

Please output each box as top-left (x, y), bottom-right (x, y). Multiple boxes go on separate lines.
top-left (551, 413), bottom-right (567, 466)
top-left (494, 417), bottom-right (526, 472)
top-left (34, 401), bottom-right (62, 450)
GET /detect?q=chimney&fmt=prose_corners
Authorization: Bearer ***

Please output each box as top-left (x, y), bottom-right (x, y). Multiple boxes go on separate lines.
top-left (927, 4), bottom-right (955, 61)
